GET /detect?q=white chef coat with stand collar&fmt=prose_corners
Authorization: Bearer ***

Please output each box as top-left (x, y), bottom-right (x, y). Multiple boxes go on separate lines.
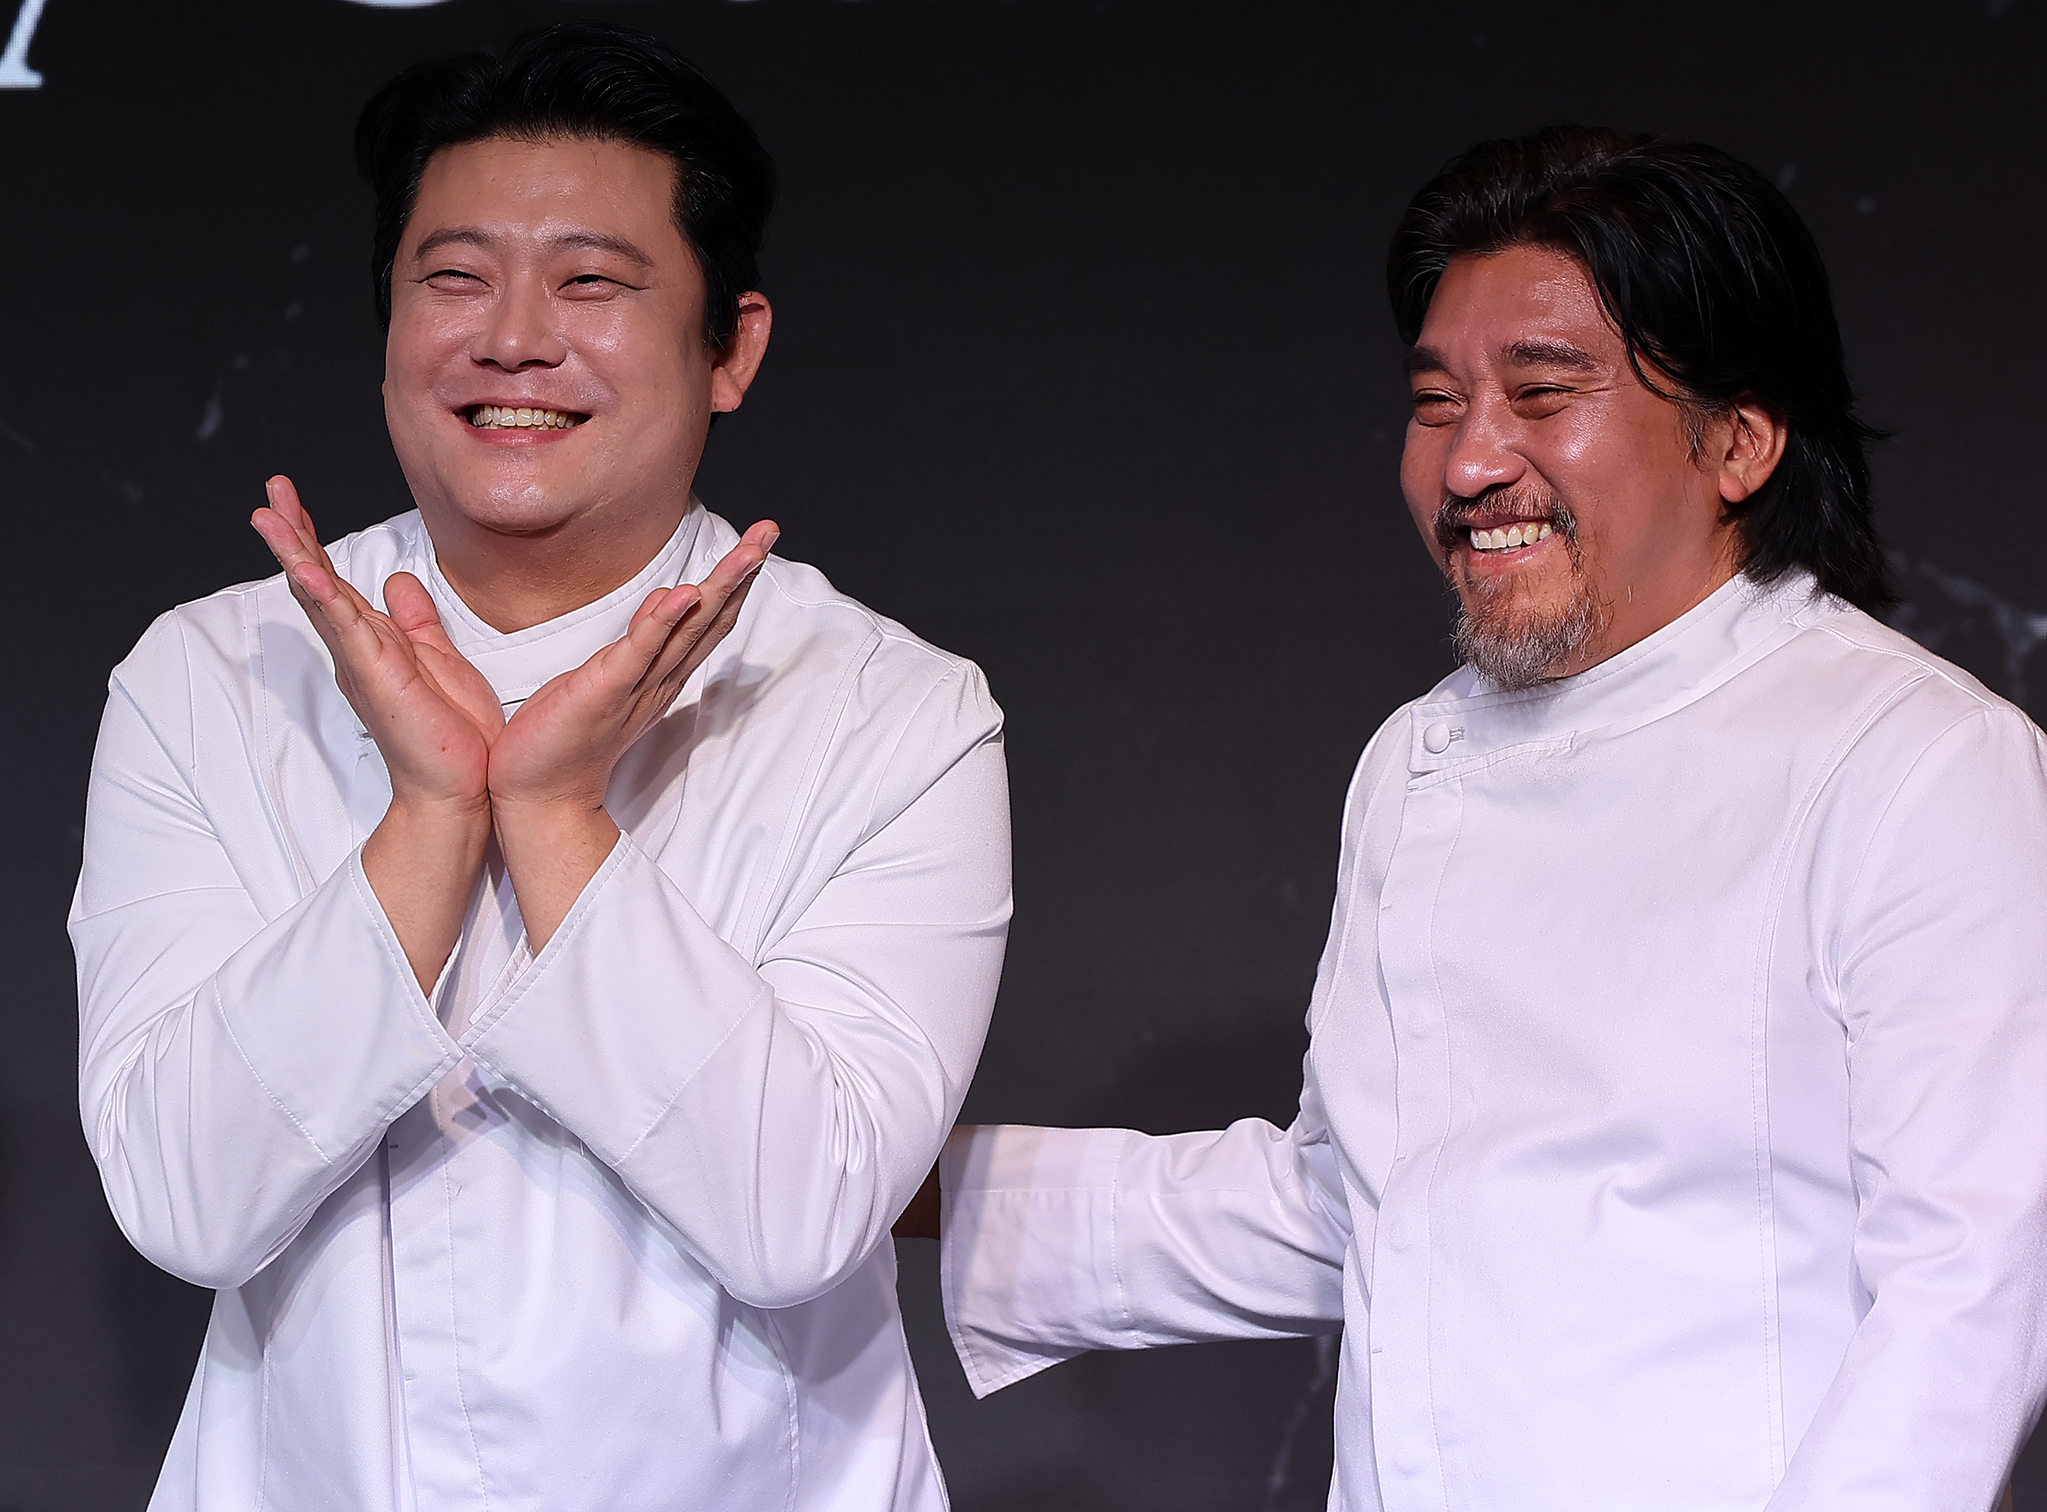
top-left (939, 570), bottom-right (2047, 1511)
top-left (72, 503), bottom-right (1012, 1512)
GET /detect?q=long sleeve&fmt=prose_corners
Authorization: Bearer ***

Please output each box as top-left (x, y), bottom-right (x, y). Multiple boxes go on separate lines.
top-left (464, 667), bottom-right (1011, 1311)
top-left (937, 1089), bottom-right (1351, 1398)
top-left (1768, 707), bottom-right (2047, 1509)
top-left (71, 618), bottom-right (461, 1289)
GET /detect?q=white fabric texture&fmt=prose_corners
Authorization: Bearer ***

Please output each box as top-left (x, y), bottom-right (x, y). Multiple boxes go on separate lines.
top-left (941, 572), bottom-right (2047, 1512)
top-left (73, 504), bottom-right (1011, 1512)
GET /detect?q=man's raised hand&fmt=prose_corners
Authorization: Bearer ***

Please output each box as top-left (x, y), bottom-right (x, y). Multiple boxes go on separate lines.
top-left (252, 476), bottom-right (505, 809)
top-left (251, 475), bottom-right (503, 986)
top-left (487, 520), bottom-right (780, 948)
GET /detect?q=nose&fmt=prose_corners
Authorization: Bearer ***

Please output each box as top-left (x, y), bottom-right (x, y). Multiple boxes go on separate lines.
top-left (1441, 392), bottom-right (1526, 501)
top-left (470, 273), bottom-right (567, 372)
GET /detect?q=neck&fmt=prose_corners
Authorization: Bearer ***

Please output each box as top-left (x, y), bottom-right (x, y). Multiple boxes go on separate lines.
top-left (1553, 530), bottom-right (1744, 680)
top-left (421, 494), bottom-right (692, 634)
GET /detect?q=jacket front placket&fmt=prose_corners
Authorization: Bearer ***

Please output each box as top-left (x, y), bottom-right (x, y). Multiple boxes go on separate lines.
top-left (1364, 696), bottom-right (1577, 1512)
top-left (336, 715), bottom-right (484, 1512)
top-left (1362, 705), bottom-right (1472, 1512)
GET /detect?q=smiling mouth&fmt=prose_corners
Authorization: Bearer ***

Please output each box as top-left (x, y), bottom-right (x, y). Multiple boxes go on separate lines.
top-left (1435, 488), bottom-right (1576, 561)
top-left (464, 404), bottom-right (588, 430)
top-left (1468, 522), bottom-right (1553, 553)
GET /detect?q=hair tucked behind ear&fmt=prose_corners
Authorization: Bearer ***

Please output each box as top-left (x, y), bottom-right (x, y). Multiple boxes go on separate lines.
top-left (1389, 125), bottom-right (1890, 613)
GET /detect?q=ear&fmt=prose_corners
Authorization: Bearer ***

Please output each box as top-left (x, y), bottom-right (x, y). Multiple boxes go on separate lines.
top-left (709, 292), bottom-right (773, 414)
top-left (1712, 396), bottom-right (1789, 505)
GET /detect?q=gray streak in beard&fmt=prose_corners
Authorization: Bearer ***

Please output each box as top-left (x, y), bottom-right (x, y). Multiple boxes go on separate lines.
top-left (1437, 487), bottom-right (1605, 691)
top-left (1452, 577), bottom-right (1605, 690)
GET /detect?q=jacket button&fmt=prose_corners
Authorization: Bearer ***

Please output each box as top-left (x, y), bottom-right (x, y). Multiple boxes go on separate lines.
top-left (1422, 721), bottom-right (1453, 754)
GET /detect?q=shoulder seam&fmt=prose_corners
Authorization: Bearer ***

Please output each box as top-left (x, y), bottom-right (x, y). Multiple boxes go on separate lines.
top-left (753, 564), bottom-right (968, 675)
top-left (1809, 621), bottom-right (2004, 713)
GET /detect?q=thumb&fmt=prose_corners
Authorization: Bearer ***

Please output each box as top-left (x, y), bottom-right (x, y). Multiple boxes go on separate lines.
top-left (384, 572), bottom-right (449, 639)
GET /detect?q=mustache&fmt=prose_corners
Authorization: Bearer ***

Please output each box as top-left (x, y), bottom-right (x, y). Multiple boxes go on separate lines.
top-left (1432, 487), bottom-right (1579, 554)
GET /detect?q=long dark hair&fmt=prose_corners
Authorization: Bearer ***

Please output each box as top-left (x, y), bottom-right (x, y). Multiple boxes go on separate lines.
top-left (355, 21), bottom-right (776, 351)
top-left (1388, 125), bottom-right (1890, 612)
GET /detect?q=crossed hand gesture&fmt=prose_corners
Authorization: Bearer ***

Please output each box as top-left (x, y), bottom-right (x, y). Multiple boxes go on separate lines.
top-left (252, 475), bottom-right (777, 979)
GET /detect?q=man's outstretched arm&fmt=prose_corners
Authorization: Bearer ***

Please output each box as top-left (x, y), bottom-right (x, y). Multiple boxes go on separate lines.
top-left (916, 721), bottom-right (1411, 1395)
top-left (933, 1108), bottom-right (1350, 1398)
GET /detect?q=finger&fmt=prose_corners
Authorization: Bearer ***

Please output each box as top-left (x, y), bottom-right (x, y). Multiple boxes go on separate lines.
top-left (695, 521), bottom-right (780, 606)
top-left (644, 557), bottom-right (764, 701)
top-left (678, 528), bottom-right (773, 642)
top-left (251, 496), bottom-right (318, 572)
top-left (261, 475), bottom-right (319, 555)
top-left (262, 555), bottom-right (372, 699)
top-left (581, 523), bottom-right (778, 706)
top-left (387, 572), bottom-right (507, 736)
top-left (290, 552), bottom-right (372, 635)
top-left (642, 523), bottom-right (776, 670)
top-left (620, 583), bottom-right (702, 671)
top-left (261, 475), bottom-right (342, 577)
top-left (250, 503), bottom-right (383, 658)
top-left (628, 581), bottom-right (699, 631)
top-left (255, 517), bottom-right (380, 644)
top-left (251, 512), bottom-right (306, 580)
top-left (251, 519), bottom-right (346, 629)
top-left (263, 474), bottom-right (309, 531)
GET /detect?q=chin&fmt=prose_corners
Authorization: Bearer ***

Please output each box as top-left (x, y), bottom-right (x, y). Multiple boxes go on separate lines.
top-left (1449, 554), bottom-right (1607, 690)
top-left (426, 478), bottom-right (587, 538)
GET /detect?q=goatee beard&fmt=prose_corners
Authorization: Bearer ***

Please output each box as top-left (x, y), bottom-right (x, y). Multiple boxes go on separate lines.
top-left (1436, 491), bottom-right (1609, 692)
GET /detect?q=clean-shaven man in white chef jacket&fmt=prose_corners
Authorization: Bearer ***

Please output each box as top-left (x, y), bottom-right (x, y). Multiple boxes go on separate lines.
top-left (913, 127), bottom-right (2047, 1510)
top-left (70, 24), bottom-right (1009, 1512)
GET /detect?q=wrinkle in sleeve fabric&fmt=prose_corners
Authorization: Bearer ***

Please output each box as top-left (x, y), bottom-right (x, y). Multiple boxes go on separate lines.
top-left (71, 613), bottom-right (462, 1290)
top-left (1767, 707), bottom-right (2047, 1511)
top-left (938, 1098), bottom-right (1350, 1398)
top-left (465, 665), bottom-right (1012, 1312)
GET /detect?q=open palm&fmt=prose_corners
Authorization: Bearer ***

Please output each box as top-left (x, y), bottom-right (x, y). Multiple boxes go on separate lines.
top-left (253, 475), bottom-right (504, 809)
top-left (488, 521), bottom-right (778, 813)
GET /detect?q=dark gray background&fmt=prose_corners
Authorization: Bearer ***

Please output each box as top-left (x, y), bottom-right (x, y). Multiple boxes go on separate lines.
top-left (2, 1), bottom-right (2043, 1507)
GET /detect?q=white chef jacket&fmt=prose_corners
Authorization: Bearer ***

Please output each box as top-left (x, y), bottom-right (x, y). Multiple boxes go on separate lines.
top-left (940, 571), bottom-right (2047, 1511)
top-left (72, 504), bottom-right (1011, 1512)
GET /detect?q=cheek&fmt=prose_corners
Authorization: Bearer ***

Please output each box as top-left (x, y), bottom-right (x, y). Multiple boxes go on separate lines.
top-left (384, 313), bottom-right (466, 398)
top-left (582, 315), bottom-right (704, 406)
top-left (1517, 410), bottom-right (1611, 496)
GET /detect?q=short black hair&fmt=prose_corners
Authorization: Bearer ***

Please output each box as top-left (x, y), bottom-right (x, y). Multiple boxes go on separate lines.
top-left (355, 20), bottom-right (776, 349)
top-left (1388, 125), bottom-right (1890, 613)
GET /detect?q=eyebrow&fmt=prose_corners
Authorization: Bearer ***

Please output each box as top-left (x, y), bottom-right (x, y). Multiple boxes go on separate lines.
top-left (410, 226), bottom-right (656, 269)
top-left (1405, 345), bottom-right (1450, 377)
top-left (1500, 338), bottom-right (1602, 372)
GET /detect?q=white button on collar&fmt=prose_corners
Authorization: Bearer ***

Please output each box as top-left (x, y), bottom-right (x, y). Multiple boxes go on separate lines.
top-left (1422, 720), bottom-right (1453, 754)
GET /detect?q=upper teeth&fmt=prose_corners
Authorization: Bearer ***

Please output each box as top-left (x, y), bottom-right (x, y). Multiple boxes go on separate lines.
top-left (1470, 523), bottom-right (1553, 551)
top-left (470, 405), bottom-right (581, 429)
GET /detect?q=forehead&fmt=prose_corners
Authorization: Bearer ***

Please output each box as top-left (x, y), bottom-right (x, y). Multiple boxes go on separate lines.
top-left (1414, 244), bottom-right (1622, 366)
top-left (404, 135), bottom-right (686, 253)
